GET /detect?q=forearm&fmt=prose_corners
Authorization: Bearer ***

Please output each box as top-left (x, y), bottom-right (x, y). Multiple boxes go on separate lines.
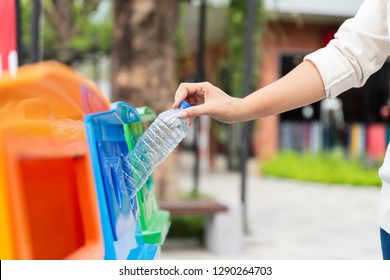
top-left (240, 61), bottom-right (326, 121)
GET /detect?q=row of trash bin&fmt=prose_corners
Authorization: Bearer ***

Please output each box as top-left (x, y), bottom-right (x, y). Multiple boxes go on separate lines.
top-left (0, 62), bottom-right (171, 260)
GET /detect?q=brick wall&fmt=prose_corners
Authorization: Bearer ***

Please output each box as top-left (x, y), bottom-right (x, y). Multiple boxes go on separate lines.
top-left (253, 19), bottom-right (339, 162)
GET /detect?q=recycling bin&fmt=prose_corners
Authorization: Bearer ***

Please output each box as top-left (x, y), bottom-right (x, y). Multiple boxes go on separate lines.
top-left (123, 106), bottom-right (171, 246)
top-left (0, 62), bottom-right (106, 259)
top-left (84, 101), bottom-right (158, 260)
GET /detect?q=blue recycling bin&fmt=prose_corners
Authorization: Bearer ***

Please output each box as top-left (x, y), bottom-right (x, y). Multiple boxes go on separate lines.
top-left (84, 101), bottom-right (158, 260)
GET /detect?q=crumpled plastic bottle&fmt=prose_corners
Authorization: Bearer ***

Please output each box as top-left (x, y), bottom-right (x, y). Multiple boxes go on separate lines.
top-left (122, 100), bottom-right (191, 197)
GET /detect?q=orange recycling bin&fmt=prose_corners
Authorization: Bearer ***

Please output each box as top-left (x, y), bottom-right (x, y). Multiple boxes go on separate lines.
top-left (0, 62), bottom-right (109, 259)
top-left (0, 61), bottom-right (109, 119)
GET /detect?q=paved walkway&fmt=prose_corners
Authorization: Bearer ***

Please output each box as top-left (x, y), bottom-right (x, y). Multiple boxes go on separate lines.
top-left (161, 151), bottom-right (383, 260)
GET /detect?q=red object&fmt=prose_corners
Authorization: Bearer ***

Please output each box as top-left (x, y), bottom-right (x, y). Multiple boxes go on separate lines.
top-left (323, 28), bottom-right (338, 47)
top-left (366, 124), bottom-right (386, 160)
top-left (0, 0), bottom-right (17, 71)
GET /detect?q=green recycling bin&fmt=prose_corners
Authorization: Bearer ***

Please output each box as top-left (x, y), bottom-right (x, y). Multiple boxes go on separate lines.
top-left (124, 106), bottom-right (171, 246)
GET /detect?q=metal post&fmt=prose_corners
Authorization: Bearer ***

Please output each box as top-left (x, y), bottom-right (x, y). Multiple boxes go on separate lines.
top-left (30, 0), bottom-right (41, 63)
top-left (193, 0), bottom-right (207, 195)
top-left (15, 0), bottom-right (22, 65)
top-left (240, 0), bottom-right (256, 232)
top-left (197, 0), bottom-right (206, 82)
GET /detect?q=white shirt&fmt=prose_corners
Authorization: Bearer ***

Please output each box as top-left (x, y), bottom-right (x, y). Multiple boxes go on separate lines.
top-left (305, 0), bottom-right (390, 234)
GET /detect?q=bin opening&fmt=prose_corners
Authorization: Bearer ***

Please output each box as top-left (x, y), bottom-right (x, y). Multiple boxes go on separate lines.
top-left (19, 156), bottom-right (86, 259)
top-left (4, 132), bottom-right (102, 260)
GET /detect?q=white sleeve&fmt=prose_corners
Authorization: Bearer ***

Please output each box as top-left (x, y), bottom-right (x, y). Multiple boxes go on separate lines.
top-left (304, 0), bottom-right (390, 98)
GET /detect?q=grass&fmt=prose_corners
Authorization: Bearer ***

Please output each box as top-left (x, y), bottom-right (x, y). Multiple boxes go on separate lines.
top-left (260, 149), bottom-right (382, 187)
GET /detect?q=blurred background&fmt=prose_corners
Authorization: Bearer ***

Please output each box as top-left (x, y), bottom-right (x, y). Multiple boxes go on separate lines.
top-left (1, 0), bottom-right (386, 259)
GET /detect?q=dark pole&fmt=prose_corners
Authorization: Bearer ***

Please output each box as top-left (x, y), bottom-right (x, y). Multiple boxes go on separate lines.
top-left (240, 0), bottom-right (256, 231)
top-left (197, 0), bottom-right (206, 82)
top-left (193, 0), bottom-right (206, 195)
top-left (15, 0), bottom-right (22, 65)
top-left (30, 0), bottom-right (41, 63)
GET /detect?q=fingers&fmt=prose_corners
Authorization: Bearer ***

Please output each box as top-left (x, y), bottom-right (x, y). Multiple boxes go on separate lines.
top-left (172, 82), bottom-right (208, 108)
top-left (179, 103), bottom-right (210, 119)
top-left (172, 81), bottom-right (239, 124)
top-left (179, 109), bottom-right (190, 119)
top-left (179, 108), bottom-right (198, 126)
top-left (173, 83), bottom-right (190, 108)
top-left (178, 108), bottom-right (194, 126)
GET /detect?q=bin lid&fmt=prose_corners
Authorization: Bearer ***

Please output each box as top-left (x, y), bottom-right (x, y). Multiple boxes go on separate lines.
top-left (0, 62), bottom-right (110, 120)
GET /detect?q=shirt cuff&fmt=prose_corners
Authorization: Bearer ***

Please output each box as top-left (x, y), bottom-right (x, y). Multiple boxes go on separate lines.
top-left (304, 47), bottom-right (356, 99)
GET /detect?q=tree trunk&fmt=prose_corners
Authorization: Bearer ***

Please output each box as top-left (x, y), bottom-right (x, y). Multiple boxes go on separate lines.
top-left (112, 0), bottom-right (180, 201)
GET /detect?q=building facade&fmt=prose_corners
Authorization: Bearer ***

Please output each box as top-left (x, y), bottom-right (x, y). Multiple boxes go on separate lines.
top-left (254, 0), bottom-right (390, 162)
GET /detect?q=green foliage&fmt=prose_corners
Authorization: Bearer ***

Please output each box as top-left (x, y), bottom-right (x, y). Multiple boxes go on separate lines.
top-left (175, 0), bottom-right (190, 79)
top-left (260, 150), bottom-right (382, 187)
top-left (168, 215), bottom-right (204, 241)
top-left (227, 0), bottom-right (266, 97)
top-left (20, 0), bottom-right (33, 51)
top-left (175, 1), bottom-right (188, 59)
top-left (182, 190), bottom-right (214, 200)
top-left (66, 0), bottom-right (112, 54)
top-left (20, 0), bottom-right (112, 63)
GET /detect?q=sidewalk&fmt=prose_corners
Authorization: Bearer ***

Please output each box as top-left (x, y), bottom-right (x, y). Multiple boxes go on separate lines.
top-left (160, 151), bottom-right (383, 260)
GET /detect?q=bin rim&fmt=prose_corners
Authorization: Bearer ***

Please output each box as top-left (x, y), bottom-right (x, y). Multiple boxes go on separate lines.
top-left (84, 101), bottom-right (141, 125)
top-left (135, 106), bottom-right (156, 123)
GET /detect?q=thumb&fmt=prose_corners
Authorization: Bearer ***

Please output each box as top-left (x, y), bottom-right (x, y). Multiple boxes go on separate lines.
top-left (179, 104), bottom-right (210, 119)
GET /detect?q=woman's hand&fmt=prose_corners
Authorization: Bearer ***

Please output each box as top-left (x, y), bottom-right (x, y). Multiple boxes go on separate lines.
top-left (173, 61), bottom-right (326, 125)
top-left (172, 82), bottom-right (244, 124)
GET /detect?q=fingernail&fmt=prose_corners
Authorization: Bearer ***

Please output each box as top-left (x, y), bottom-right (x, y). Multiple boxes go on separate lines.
top-left (179, 111), bottom-right (188, 119)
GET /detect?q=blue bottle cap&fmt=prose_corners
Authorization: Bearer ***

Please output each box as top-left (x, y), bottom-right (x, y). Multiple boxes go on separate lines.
top-left (179, 100), bottom-right (191, 109)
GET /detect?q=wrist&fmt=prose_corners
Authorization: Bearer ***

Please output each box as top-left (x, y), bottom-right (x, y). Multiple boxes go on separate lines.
top-left (229, 97), bottom-right (248, 123)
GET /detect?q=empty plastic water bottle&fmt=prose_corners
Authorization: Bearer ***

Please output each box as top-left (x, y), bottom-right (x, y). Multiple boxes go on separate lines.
top-left (122, 100), bottom-right (191, 197)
